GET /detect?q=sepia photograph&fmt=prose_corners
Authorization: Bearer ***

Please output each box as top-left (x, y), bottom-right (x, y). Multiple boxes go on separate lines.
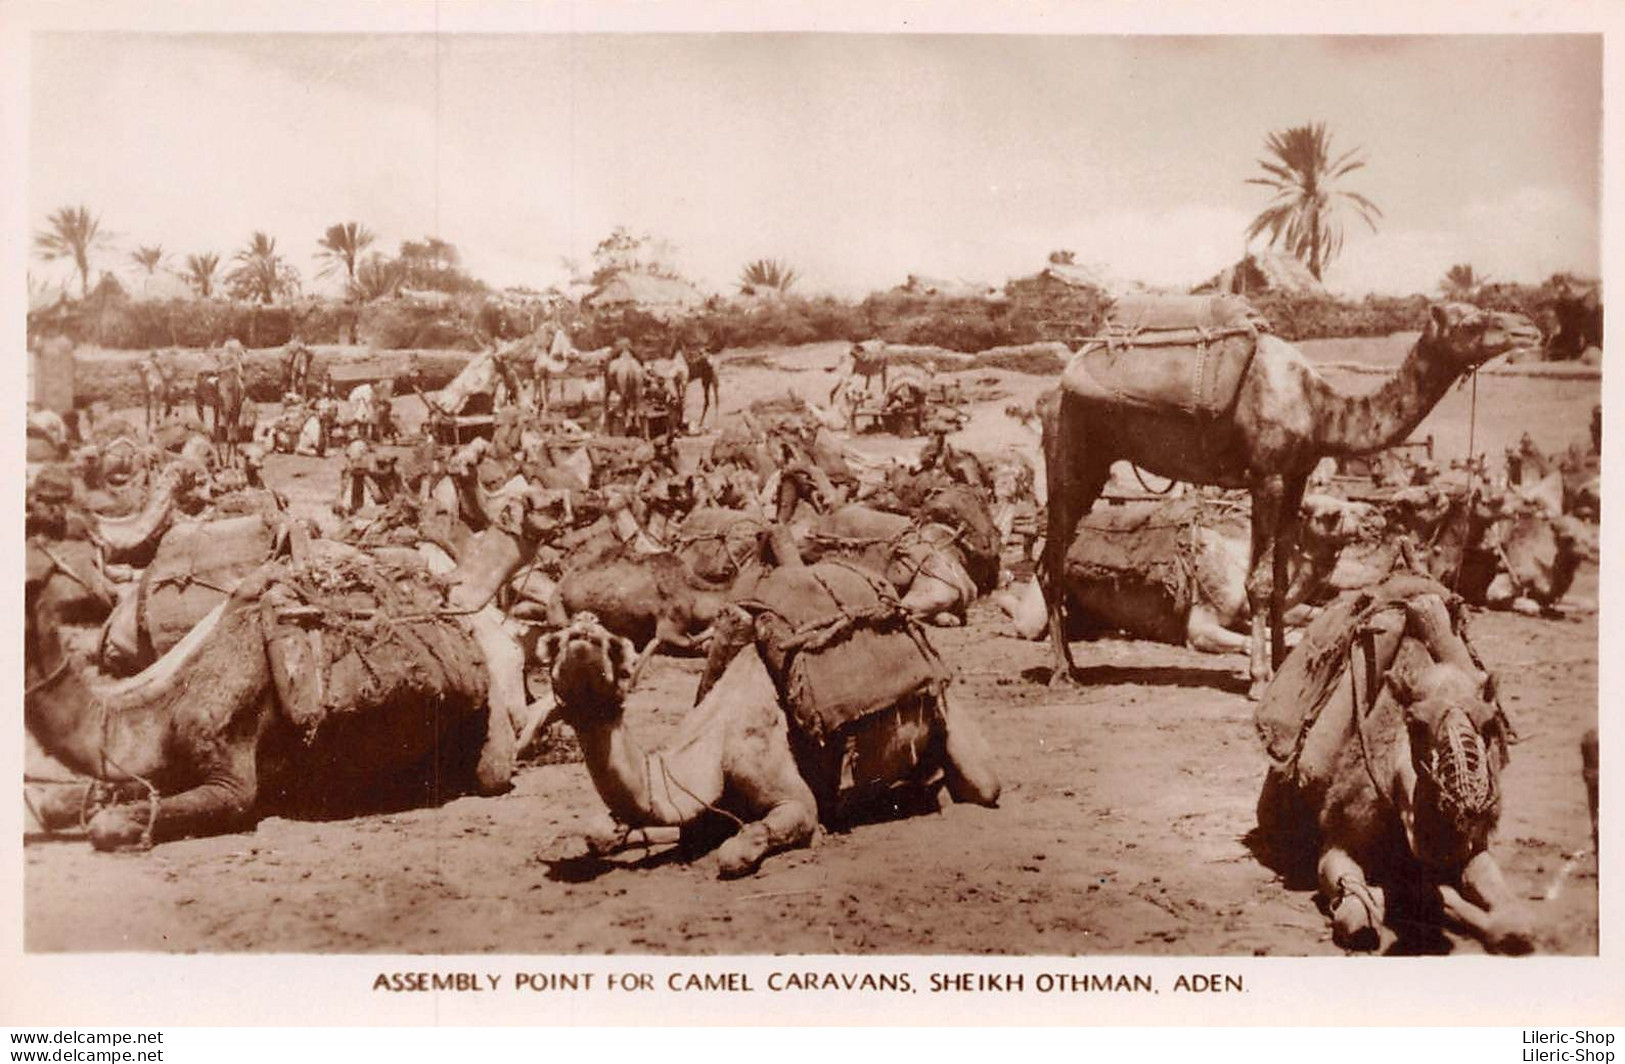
top-left (4, 2), bottom-right (1617, 1030)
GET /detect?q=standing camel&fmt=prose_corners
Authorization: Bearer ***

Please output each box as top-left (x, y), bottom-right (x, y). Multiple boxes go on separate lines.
top-left (531, 321), bottom-right (573, 414)
top-left (602, 340), bottom-right (644, 436)
top-left (282, 340), bottom-right (316, 400)
top-left (682, 344), bottom-right (721, 427)
top-left (138, 351), bottom-right (175, 434)
top-left (196, 342), bottom-right (249, 465)
top-left (1041, 299), bottom-right (1540, 698)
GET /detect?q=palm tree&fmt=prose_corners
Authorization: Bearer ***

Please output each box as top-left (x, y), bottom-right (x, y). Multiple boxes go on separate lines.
top-left (130, 244), bottom-right (166, 277)
top-left (1440, 264), bottom-right (1486, 301)
top-left (1244, 122), bottom-right (1383, 281)
top-left (738, 258), bottom-right (798, 295)
top-left (34, 204), bottom-right (110, 298)
top-left (184, 252), bottom-right (222, 298)
top-left (228, 231), bottom-right (299, 304)
top-left (351, 253), bottom-right (406, 302)
top-left (316, 221), bottom-right (375, 287)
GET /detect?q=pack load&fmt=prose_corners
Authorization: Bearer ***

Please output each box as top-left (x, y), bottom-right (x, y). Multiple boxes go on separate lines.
top-left (1060, 293), bottom-right (1270, 421)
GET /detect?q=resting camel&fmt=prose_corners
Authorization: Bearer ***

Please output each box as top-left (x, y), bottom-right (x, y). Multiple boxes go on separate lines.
top-left (533, 550), bottom-right (1000, 878)
top-left (1042, 298), bottom-right (1541, 697)
top-left (1254, 574), bottom-right (1533, 953)
top-left (138, 351), bottom-right (175, 434)
top-left (999, 494), bottom-right (1376, 654)
top-left (88, 458), bottom-right (211, 567)
top-left (23, 503), bottom-right (544, 850)
top-left (774, 465), bottom-right (985, 624)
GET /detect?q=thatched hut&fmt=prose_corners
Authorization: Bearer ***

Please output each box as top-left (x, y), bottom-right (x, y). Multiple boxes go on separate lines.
top-left (1193, 252), bottom-right (1325, 297)
top-left (585, 272), bottom-right (706, 319)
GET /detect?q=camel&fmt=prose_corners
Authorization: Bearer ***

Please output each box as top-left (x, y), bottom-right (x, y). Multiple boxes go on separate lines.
top-left (1346, 477), bottom-right (1587, 614)
top-left (644, 356), bottom-right (689, 437)
top-left (672, 507), bottom-right (770, 585)
top-left (88, 458), bottom-right (211, 567)
top-left (545, 544), bottom-right (738, 670)
top-left (1253, 574), bottom-right (1533, 954)
top-left (99, 512), bottom-right (284, 675)
top-left (23, 516), bottom-right (540, 850)
top-left (282, 341), bottom-right (316, 400)
top-left (138, 351), bottom-right (175, 434)
top-left (830, 339), bottom-right (890, 402)
top-left (1041, 298), bottom-right (1541, 697)
top-left (682, 346), bottom-right (721, 427)
top-left (533, 552), bottom-right (1000, 878)
top-left (529, 322), bottom-right (576, 414)
top-left (602, 344), bottom-right (645, 437)
top-left (997, 494), bottom-right (1376, 654)
top-left (195, 354), bottom-right (248, 465)
top-left (774, 465), bottom-right (984, 624)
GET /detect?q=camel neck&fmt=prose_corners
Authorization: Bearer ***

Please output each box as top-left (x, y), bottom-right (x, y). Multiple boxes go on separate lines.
top-left (24, 645), bottom-right (110, 779)
top-left (1309, 338), bottom-right (1461, 455)
top-left (572, 715), bottom-right (664, 826)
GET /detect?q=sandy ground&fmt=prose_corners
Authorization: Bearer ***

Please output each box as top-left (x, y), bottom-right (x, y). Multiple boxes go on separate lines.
top-left (24, 336), bottom-right (1600, 955)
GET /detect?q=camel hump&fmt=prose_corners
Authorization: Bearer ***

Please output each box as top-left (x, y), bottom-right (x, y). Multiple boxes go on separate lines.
top-left (735, 561), bottom-right (951, 744)
top-left (1061, 293), bottom-right (1266, 419)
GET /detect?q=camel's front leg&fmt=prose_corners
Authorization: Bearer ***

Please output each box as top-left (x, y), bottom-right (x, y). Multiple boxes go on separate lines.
top-left (1318, 846), bottom-right (1386, 951)
top-left (581, 814), bottom-right (683, 857)
top-left (86, 730), bottom-right (262, 851)
top-left (1245, 475), bottom-right (1289, 699)
top-left (463, 608), bottom-right (521, 793)
top-left (1438, 850), bottom-right (1536, 955)
top-left (939, 697), bottom-right (1001, 807)
top-left (1186, 605), bottom-right (1250, 655)
top-left (1040, 416), bottom-right (1107, 687)
top-left (898, 554), bottom-right (969, 625)
top-left (714, 798), bottom-right (819, 879)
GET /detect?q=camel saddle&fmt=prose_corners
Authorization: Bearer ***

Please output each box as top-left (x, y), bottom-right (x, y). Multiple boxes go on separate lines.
top-left (735, 561), bottom-right (952, 745)
top-left (261, 553), bottom-right (489, 742)
top-left (1060, 294), bottom-right (1268, 420)
top-left (1253, 573), bottom-right (1510, 782)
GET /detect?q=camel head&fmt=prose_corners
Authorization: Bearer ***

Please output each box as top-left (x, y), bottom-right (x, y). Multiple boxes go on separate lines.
top-left (533, 613), bottom-right (637, 726)
top-left (1418, 302), bottom-right (1543, 373)
top-left (1391, 659), bottom-right (1509, 873)
top-left (1482, 490), bottom-right (1584, 608)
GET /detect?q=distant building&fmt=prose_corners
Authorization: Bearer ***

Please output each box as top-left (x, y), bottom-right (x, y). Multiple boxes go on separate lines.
top-left (585, 272), bottom-right (706, 318)
top-left (1193, 252), bottom-right (1325, 297)
top-left (895, 274), bottom-right (1002, 300)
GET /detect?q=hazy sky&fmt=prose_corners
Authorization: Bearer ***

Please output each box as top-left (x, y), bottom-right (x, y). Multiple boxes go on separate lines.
top-left (27, 32), bottom-right (1601, 298)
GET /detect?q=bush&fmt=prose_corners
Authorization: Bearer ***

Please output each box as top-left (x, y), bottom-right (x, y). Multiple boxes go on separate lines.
top-left (1246, 292), bottom-right (1430, 342)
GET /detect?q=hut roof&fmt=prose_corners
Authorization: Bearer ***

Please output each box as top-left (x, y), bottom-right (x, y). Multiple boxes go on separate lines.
top-left (897, 274), bottom-right (999, 299)
top-left (586, 272), bottom-right (706, 315)
top-left (1194, 252), bottom-right (1324, 296)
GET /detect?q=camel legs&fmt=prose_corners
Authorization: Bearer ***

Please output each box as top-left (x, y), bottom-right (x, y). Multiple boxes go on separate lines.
top-left (582, 817), bottom-right (683, 856)
top-left (1186, 606), bottom-right (1250, 654)
top-left (1318, 846), bottom-right (1386, 951)
top-left (85, 708), bottom-right (266, 851)
top-left (896, 552), bottom-right (971, 625)
top-left (1040, 416), bottom-right (1109, 685)
top-left (1438, 850), bottom-right (1536, 954)
top-left (939, 697), bottom-right (1001, 806)
top-left (463, 608), bottom-right (522, 794)
top-left (715, 796), bottom-right (819, 879)
top-left (626, 620), bottom-right (713, 691)
top-left (1245, 473), bottom-right (1306, 699)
